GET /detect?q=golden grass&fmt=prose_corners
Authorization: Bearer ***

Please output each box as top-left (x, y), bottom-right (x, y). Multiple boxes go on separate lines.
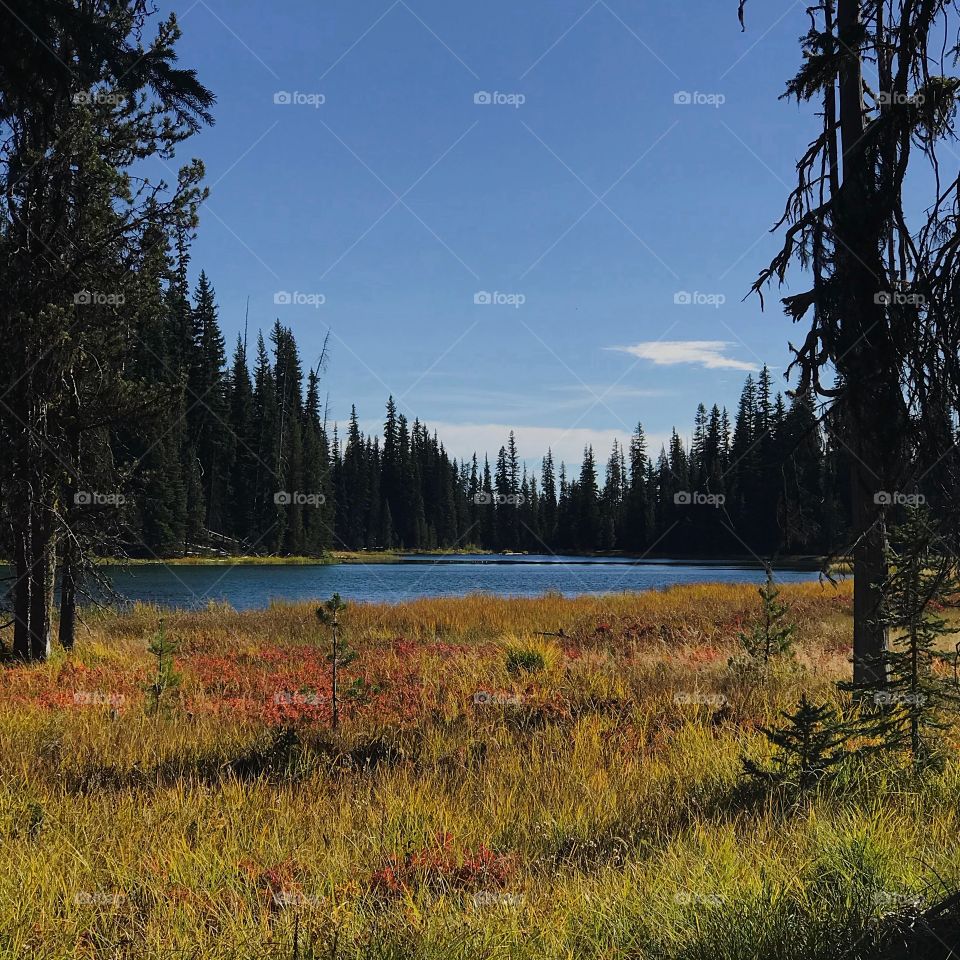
top-left (3, 580), bottom-right (960, 959)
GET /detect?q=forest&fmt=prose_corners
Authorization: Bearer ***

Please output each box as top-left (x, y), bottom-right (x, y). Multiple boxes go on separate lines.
top-left (111, 270), bottom-right (847, 560)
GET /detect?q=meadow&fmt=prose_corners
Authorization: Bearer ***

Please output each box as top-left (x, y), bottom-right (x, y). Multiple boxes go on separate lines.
top-left (2, 580), bottom-right (958, 960)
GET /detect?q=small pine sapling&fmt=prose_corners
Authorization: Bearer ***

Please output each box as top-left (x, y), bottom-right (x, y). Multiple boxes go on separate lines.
top-left (744, 694), bottom-right (852, 790)
top-left (739, 566), bottom-right (796, 663)
top-left (316, 594), bottom-right (354, 731)
top-left (145, 619), bottom-right (181, 715)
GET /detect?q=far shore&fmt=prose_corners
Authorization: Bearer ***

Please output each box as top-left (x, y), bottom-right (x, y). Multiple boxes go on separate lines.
top-left (69, 549), bottom-right (845, 571)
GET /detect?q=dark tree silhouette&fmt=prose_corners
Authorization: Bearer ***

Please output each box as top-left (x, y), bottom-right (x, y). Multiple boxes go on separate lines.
top-left (742, 0), bottom-right (960, 690)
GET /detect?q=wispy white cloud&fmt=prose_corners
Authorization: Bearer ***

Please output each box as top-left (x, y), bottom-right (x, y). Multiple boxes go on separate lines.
top-left (609, 340), bottom-right (757, 372)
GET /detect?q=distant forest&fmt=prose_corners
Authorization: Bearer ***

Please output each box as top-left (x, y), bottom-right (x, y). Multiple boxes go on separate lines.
top-left (104, 270), bottom-right (851, 560)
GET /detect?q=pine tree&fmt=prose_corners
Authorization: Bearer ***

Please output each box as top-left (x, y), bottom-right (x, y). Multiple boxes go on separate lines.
top-left (186, 271), bottom-right (231, 535)
top-left (540, 449), bottom-right (558, 548)
top-left (479, 456), bottom-right (495, 547)
top-left (577, 445), bottom-right (601, 550)
top-left (870, 508), bottom-right (960, 765)
top-left (738, 567), bottom-right (796, 663)
top-left (778, 388), bottom-right (824, 552)
top-left (251, 333), bottom-right (279, 549)
top-left (624, 424), bottom-right (651, 551)
top-left (340, 406), bottom-right (369, 549)
top-left (382, 396), bottom-right (401, 540)
top-left (227, 335), bottom-right (256, 544)
top-left (600, 440), bottom-right (624, 550)
top-left (691, 403), bottom-right (709, 488)
top-left (302, 369), bottom-right (332, 555)
top-left (744, 695), bottom-right (852, 790)
top-left (113, 226), bottom-right (187, 558)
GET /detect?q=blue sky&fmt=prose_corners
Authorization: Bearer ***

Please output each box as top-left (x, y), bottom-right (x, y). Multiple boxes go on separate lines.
top-left (159, 0), bottom-right (818, 468)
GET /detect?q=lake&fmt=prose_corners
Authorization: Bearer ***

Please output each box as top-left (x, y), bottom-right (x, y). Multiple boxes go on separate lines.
top-left (79, 555), bottom-right (825, 610)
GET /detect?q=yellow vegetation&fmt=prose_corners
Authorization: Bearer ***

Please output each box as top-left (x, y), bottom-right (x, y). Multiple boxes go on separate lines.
top-left (3, 580), bottom-right (959, 959)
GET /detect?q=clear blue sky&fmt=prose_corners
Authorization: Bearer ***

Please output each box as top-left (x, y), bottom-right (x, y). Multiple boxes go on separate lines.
top-left (159, 0), bottom-right (818, 468)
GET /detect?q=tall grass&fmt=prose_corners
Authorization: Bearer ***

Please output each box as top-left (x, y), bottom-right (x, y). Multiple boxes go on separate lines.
top-left (2, 581), bottom-right (957, 959)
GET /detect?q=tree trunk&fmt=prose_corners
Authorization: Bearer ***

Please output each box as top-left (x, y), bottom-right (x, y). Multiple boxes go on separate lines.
top-left (58, 428), bottom-right (80, 652)
top-left (836, 0), bottom-right (893, 689)
top-left (850, 461), bottom-right (889, 690)
top-left (12, 523), bottom-right (32, 661)
top-left (28, 505), bottom-right (54, 662)
top-left (58, 538), bottom-right (78, 651)
top-left (11, 494), bottom-right (54, 662)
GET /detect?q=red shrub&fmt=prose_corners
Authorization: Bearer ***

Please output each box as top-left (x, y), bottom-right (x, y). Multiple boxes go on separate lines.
top-left (369, 832), bottom-right (515, 896)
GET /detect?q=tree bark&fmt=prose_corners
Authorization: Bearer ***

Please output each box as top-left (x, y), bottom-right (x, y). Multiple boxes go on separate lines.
top-left (12, 522), bottom-right (32, 661)
top-left (58, 538), bottom-right (78, 651)
top-left (11, 493), bottom-right (54, 662)
top-left (835, 0), bottom-right (895, 690)
top-left (27, 505), bottom-right (54, 662)
top-left (850, 463), bottom-right (890, 689)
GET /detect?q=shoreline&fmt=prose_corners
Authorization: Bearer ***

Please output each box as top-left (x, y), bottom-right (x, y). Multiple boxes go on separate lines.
top-left (0, 550), bottom-right (846, 572)
top-left (86, 550), bottom-right (834, 570)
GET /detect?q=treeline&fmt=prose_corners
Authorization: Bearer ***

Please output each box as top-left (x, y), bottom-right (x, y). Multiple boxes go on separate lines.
top-left (116, 274), bottom-right (850, 558)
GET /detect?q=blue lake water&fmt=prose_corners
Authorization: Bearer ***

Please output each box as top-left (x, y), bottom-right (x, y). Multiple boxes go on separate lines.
top-left (80, 555), bottom-right (825, 610)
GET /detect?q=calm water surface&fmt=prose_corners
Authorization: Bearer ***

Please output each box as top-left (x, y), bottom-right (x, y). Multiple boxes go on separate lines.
top-left (80, 555), bottom-right (824, 610)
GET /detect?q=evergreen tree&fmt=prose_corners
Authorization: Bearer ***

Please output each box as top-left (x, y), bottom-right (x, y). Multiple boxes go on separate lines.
top-left (624, 424), bottom-right (652, 551)
top-left (540, 450), bottom-right (558, 548)
top-left (186, 272), bottom-right (231, 533)
top-left (871, 509), bottom-right (960, 765)
top-left (251, 333), bottom-right (280, 548)
top-left (577, 446), bottom-right (601, 550)
top-left (302, 369), bottom-right (333, 554)
top-left (227, 335), bottom-right (256, 544)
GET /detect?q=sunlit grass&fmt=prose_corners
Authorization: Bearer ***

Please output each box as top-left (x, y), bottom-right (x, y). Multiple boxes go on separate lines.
top-left (4, 580), bottom-right (960, 958)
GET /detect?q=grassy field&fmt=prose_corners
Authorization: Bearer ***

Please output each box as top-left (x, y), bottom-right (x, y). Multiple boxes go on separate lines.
top-left (2, 581), bottom-right (959, 959)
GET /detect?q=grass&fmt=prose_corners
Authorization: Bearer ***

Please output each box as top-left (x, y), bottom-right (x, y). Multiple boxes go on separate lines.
top-left (2, 580), bottom-right (959, 959)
